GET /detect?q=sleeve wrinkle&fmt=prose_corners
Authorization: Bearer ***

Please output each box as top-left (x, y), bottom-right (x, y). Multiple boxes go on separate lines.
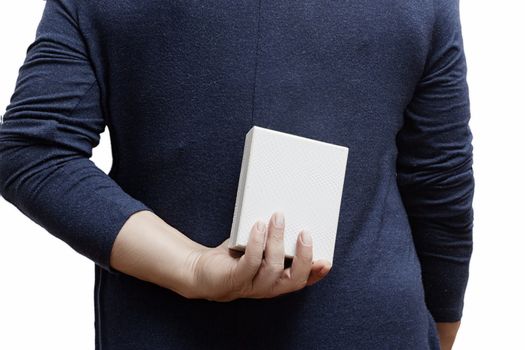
top-left (396, 0), bottom-right (474, 323)
top-left (0, 0), bottom-right (152, 273)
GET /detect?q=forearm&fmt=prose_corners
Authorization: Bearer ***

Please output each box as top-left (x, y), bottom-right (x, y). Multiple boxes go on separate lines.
top-left (109, 210), bottom-right (208, 298)
top-left (436, 321), bottom-right (461, 350)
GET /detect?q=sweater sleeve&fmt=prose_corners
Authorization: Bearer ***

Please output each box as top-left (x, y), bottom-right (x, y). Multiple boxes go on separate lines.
top-left (0, 0), bottom-right (153, 273)
top-left (395, 0), bottom-right (475, 322)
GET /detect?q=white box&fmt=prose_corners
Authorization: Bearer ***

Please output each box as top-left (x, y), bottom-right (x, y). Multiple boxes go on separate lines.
top-left (228, 125), bottom-right (349, 264)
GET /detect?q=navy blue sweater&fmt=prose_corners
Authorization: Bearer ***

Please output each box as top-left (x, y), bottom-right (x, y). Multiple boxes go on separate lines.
top-left (0, 0), bottom-right (474, 349)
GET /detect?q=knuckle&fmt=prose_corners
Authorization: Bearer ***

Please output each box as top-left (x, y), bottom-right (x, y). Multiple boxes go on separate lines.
top-left (299, 252), bottom-right (313, 265)
top-left (250, 234), bottom-right (265, 248)
top-left (290, 272), bottom-right (308, 289)
top-left (302, 249), bottom-right (313, 262)
top-left (260, 259), bottom-right (283, 275)
top-left (269, 228), bottom-right (284, 241)
top-left (245, 256), bottom-right (262, 269)
top-left (291, 280), bottom-right (306, 291)
top-left (267, 260), bottom-right (284, 271)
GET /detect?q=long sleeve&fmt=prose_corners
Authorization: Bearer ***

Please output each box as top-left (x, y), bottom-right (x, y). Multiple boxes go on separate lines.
top-left (0, 0), bottom-right (153, 272)
top-left (395, 0), bottom-right (475, 322)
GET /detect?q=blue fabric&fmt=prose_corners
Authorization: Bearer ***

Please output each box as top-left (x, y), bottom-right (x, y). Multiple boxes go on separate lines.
top-left (0, 0), bottom-right (474, 348)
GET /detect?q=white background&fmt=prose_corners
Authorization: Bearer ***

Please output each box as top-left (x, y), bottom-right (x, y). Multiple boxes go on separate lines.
top-left (1, 1), bottom-right (524, 349)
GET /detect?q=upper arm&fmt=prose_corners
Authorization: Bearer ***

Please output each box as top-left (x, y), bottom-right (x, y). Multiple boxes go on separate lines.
top-left (0, 0), bottom-right (151, 272)
top-left (0, 0), bottom-right (103, 157)
top-left (395, 0), bottom-right (475, 322)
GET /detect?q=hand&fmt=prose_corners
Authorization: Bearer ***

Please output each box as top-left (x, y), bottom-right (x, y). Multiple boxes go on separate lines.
top-left (187, 211), bottom-right (333, 302)
top-left (436, 321), bottom-right (461, 350)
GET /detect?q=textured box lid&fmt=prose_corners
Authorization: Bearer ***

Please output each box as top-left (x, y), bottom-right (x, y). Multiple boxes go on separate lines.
top-left (228, 125), bottom-right (348, 264)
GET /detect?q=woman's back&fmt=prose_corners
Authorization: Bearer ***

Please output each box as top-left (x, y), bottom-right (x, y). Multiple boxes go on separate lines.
top-left (0, 1), bottom-right (474, 349)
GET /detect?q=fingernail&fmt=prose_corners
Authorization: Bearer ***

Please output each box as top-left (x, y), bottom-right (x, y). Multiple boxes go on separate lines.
top-left (274, 211), bottom-right (285, 228)
top-left (300, 230), bottom-right (312, 246)
top-left (257, 221), bottom-right (266, 233)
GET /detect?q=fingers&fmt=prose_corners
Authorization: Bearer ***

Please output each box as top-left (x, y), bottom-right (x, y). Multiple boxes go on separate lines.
top-left (272, 230), bottom-right (313, 295)
top-left (235, 220), bottom-right (267, 284)
top-left (252, 211), bottom-right (286, 291)
top-left (234, 212), bottom-right (332, 300)
top-left (290, 230), bottom-right (314, 285)
top-left (265, 211), bottom-right (286, 268)
top-left (306, 260), bottom-right (332, 286)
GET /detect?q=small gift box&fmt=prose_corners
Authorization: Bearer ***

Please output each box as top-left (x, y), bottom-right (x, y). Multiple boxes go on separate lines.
top-left (229, 125), bottom-right (348, 264)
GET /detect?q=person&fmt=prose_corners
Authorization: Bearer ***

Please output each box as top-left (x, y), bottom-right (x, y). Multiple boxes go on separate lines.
top-left (0, 0), bottom-right (474, 349)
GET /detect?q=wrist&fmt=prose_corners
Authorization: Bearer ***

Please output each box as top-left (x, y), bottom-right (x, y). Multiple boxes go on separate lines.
top-left (110, 210), bottom-right (209, 299)
top-left (170, 244), bottom-right (208, 299)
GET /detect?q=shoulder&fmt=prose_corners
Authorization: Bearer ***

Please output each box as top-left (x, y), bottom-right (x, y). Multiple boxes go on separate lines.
top-left (430, 0), bottom-right (463, 35)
